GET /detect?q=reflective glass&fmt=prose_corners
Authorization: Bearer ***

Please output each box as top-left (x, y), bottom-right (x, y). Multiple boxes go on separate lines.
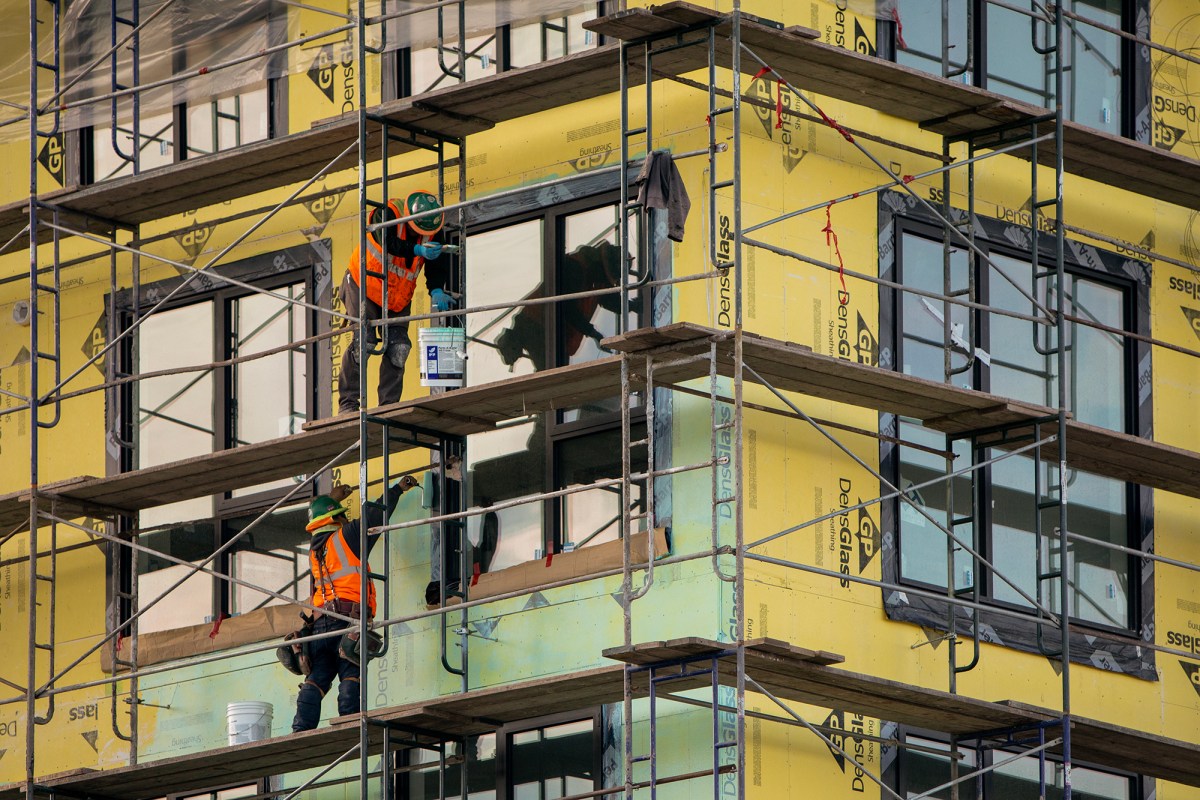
top-left (137, 523), bottom-right (216, 633)
top-left (138, 301), bottom-right (215, 529)
top-left (231, 282), bottom-right (308, 497)
top-left (556, 425), bottom-right (646, 551)
top-left (226, 505), bottom-right (309, 615)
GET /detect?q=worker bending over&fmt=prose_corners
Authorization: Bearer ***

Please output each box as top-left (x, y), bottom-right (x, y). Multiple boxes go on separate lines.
top-left (292, 477), bottom-right (417, 732)
top-left (339, 191), bottom-right (457, 412)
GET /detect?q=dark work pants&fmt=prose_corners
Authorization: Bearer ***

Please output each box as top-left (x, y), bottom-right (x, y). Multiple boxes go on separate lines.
top-left (338, 272), bottom-right (412, 413)
top-left (291, 615), bottom-right (361, 732)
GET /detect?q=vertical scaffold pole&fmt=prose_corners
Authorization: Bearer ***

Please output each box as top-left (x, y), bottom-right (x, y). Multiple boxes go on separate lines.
top-left (25, 0), bottom-right (41, 794)
top-left (1052, 3), bottom-right (1072, 797)
top-left (730, 5), bottom-right (747, 800)
top-left (355, 0), bottom-right (371, 796)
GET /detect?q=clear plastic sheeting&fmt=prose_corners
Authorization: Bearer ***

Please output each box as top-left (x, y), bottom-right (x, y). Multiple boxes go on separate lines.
top-left (0, 0), bottom-right (597, 140)
top-left (381, 0), bottom-right (593, 54)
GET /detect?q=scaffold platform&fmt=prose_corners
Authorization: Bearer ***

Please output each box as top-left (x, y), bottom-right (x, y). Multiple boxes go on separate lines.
top-left (607, 323), bottom-right (1200, 498)
top-left (586, 2), bottom-right (1200, 210)
top-left (2, 637), bottom-right (1195, 799)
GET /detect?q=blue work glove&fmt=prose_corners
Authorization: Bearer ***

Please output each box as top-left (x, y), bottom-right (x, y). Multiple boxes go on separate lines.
top-left (430, 288), bottom-right (456, 313)
top-left (414, 242), bottom-right (443, 260)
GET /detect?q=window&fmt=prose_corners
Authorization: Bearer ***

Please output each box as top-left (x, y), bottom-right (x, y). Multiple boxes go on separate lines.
top-left (897, 734), bottom-right (1135, 800)
top-left (890, 221), bottom-right (1139, 633)
top-left (887, 0), bottom-right (1131, 137)
top-left (111, 246), bottom-right (328, 633)
top-left (462, 197), bottom-right (646, 572)
top-left (389, 3), bottom-right (604, 100)
top-left (402, 713), bottom-right (600, 799)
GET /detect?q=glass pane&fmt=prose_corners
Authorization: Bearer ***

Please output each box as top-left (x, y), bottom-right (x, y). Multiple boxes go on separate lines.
top-left (557, 425), bottom-right (646, 551)
top-left (560, 205), bottom-right (636, 367)
top-left (187, 86), bottom-right (270, 157)
top-left (894, 0), bottom-right (969, 79)
top-left (1065, 276), bottom-right (1124, 430)
top-left (559, 204), bottom-right (639, 423)
top-left (405, 734), bottom-right (496, 800)
top-left (467, 219), bottom-right (546, 379)
top-left (231, 282), bottom-right (308, 497)
top-left (988, 253), bottom-right (1057, 409)
top-left (137, 523), bottom-right (216, 632)
top-left (467, 422), bottom-right (547, 572)
top-left (899, 233), bottom-right (969, 382)
top-left (226, 505), bottom-right (309, 615)
top-left (92, 110), bottom-right (176, 181)
top-left (986, 0), bottom-right (1122, 134)
top-left (990, 450), bottom-right (1129, 628)
top-left (902, 737), bottom-right (977, 800)
top-left (409, 34), bottom-right (498, 95)
top-left (897, 423), bottom-right (972, 590)
top-left (510, 720), bottom-right (594, 800)
top-left (139, 301), bottom-right (215, 528)
top-left (993, 752), bottom-right (1131, 800)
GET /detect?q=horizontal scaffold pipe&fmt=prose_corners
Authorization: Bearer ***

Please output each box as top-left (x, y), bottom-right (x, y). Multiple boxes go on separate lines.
top-left (34, 139), bottom-right (358, 404)
top-left (2, 269), bottom-right (720, 418)
top-left (738, 42), bottom-right (1056, 322)
top-left (31, 441), bottom-right (360, 695)
top-left (743, 133), bottom-right (1055, 236)
top-left (743, 361), bottom-right (1060, 622)
top-left (0, 544), bottom-right (729, 704)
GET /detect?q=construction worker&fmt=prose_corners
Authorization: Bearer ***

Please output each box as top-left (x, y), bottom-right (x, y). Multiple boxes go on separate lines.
top-left (338, 191), bottom-right (457, 413)
top-left (291, 476), bottom-right (418, 732)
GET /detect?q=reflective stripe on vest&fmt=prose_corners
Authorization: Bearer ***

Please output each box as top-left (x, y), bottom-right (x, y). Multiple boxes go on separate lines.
top-left (348, 227), bottom-right (428, 312)
top-left (311, 526), bottom-right (377, 617)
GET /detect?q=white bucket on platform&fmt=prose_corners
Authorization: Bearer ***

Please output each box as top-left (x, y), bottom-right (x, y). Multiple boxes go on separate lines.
top-left (419, 326), bottom-right (466, 388)
top-left (227, 701), bottom-right (273, 745)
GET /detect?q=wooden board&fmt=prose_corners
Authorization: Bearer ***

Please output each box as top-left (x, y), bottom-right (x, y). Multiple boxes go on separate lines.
top-left (586, 2), bottom-right (1200, 210)
top-left (605, 323), bottom-right (1200, 498)
top-left (605, 638), bottom-right (1200, 788)
top-left (0, 353), bottom-right (711, 533)
top-left (0, 666), bottom-right (630, 800)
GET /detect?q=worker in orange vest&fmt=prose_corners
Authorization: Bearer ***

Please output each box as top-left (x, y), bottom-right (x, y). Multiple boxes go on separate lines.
top-left (291, 477), bottom-right (417, 732)
top-left (338, 191), bottom-right (455, 413)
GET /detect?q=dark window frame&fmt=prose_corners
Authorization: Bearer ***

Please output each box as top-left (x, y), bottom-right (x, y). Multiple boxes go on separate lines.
top-left (464, 190), bottom-right (650, 564)
top-left (876, 191), bottom-right (1155, 679)
top-left (889, 216), bottom-right (1142, 638)
top-left (107, 243), bottom-right (332, 629)
top-left (891, 726), bottom-right (1142, 800)
top-left (398, 707), bottom-right (603, 800)
top-left (878, 0), bottom-right (1149, 143)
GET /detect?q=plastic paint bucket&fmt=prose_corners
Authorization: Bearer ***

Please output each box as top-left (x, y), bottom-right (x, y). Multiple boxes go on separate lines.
top-left (227, 701), bottom-right (273, 745)
top-left (419, 326), bottom-right (466, 388)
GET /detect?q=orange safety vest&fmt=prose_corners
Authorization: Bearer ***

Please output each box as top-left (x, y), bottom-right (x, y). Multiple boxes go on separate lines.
top-left (347, 220), bottom-right (431, 312)
top-left (310, 526), bottom-right (377, 618)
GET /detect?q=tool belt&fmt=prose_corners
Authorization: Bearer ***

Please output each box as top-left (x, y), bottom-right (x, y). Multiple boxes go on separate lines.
top-left (317, 598), bottom-right (371, 621)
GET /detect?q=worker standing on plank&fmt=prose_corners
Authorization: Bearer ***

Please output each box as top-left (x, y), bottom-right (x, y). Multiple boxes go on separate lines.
top-left (339, 191), bottom-right (457, 412)
top-left (292, 477), bottom-right (417, 732)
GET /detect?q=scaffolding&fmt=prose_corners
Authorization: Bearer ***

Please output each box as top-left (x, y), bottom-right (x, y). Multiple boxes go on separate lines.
top-left (4, 1), bottom-right (1200, 799)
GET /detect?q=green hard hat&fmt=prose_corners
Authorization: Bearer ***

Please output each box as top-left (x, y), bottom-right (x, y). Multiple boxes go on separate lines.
top-left (404, 190), bottom-right (444, 236)
top-left (307, 495), bottom-right (349, 532)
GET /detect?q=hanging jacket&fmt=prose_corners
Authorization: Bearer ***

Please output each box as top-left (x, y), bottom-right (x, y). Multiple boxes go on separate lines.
top-left (310, 524), bottom-right (377, 618)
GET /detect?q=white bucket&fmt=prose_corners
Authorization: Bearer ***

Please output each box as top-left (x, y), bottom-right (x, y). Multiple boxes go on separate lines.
top-left (227, 701), bottom-right (273, 745)
top-left (419, 326), bottom-right (466, 388)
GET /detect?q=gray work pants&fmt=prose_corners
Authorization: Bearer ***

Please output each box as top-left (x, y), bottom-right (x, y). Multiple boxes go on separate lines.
top-left (338, 272), bottom-right (412, 412)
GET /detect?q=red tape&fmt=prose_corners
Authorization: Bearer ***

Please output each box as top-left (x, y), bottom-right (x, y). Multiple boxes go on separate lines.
top-left (470, 562), bottom-right (481, 587)
top-left (750, 67), bottom-right (785, 130)
top-left (892, 7), bottom-right (908, 50)
top-left (545, 552), bottom-right (554, 567)
top-left (816, 104), bottom-right (855, 144)
top-left (208, 612), bottom-right (229, 639)
top-left (823, 203), bottom-right (848, 297)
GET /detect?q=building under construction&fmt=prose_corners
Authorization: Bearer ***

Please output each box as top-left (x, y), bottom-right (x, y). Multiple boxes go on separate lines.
top-left (1, 0), bottom-right (1198, 797)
